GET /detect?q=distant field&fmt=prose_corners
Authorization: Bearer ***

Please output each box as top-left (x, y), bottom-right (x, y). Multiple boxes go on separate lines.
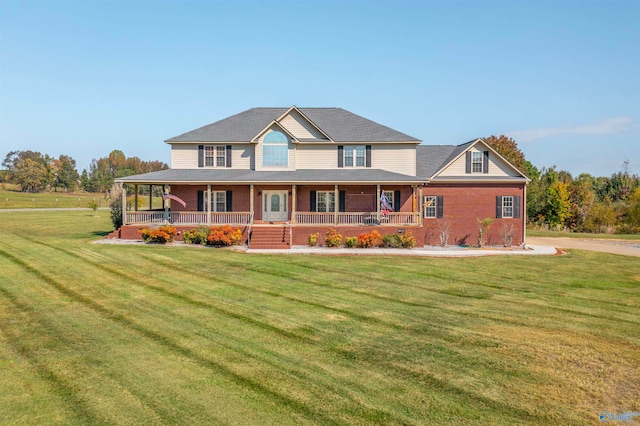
top-left (528, 228), bottom-right (640, 240)
top-left (0, 185), bottom-right (162, 209)
top-left (0, 210), bottom-right (638, 425)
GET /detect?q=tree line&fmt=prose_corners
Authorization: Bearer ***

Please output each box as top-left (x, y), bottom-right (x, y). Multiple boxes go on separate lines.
top-left (1, 150), bottom-right (167, 194)
top-left (485, 135), bottom-right (640, 234)
top-left (2, 141), bottom-right (638, 234)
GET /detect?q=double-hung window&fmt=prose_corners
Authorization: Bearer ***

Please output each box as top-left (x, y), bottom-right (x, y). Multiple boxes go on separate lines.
top-left (205, 146), bottom-right (226, 167)
top-left (424, 196), bottom-right (437, 218)
top-left (502, 196), bottom-right (513, 218)
top-left (210, 191), bottom-right (227, 212)
top-left (471, 151), bottom-right (483, 173)
top-left (344, 146), bottom-right (365, 167)
top-left (316, 191), bottom-right (335, 212)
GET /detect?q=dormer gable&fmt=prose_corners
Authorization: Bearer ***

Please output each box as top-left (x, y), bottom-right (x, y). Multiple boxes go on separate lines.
top-left (430, 138), bottom-right (529, 181)
top-left (276, 106), bottom-right (333, 142)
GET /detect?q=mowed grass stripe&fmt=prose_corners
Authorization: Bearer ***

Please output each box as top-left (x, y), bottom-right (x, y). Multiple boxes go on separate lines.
top-left (0, 243), bottom-right (421, 424)
top-left (1, 210), bottom-right (638, 424)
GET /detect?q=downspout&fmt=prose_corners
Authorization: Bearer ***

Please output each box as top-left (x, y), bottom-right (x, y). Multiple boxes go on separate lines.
top-left (121, 182), bottom-right (126, 227)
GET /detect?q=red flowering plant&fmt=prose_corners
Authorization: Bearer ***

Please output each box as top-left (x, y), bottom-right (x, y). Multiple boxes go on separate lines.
top-left (356, 230), bottom-right (382, 248)
top-left (206, 225), bottom-right (243, 247)
top-left (139, 225), bottom-right (177, 244)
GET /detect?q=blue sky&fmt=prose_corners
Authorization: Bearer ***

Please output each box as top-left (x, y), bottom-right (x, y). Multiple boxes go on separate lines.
top-left (1, 0), bottom-right (638, 177)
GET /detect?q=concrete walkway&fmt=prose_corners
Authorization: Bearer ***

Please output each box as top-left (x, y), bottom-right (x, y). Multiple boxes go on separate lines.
top-left (246, 244), bottom-right (557, 257)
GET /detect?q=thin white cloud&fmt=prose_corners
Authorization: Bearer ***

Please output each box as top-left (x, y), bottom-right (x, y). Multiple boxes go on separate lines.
top-left (509, 117), bottom-right (639, 143)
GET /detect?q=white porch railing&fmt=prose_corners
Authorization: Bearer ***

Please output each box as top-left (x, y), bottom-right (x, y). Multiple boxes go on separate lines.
top-left (125, 211), bottom-right (251, 225)
top-left (294, 212), bottom-right (420, 226)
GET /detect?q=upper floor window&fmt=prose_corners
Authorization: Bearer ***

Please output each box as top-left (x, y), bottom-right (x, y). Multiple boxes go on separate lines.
top-left (263, 131), bottom-right (288, 167)
top-left (199, 145), bottom-right (230, 168)
top-left (205, 146), bottom-right (226, 167)
top-left (344, 145), bottom-right (365, 167)
top-left (471, 151), bottom-right (483, 173)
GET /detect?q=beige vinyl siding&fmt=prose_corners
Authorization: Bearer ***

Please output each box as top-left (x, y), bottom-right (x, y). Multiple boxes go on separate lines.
top-left (372, 144), bottom-right (416, 175)
top-left (296, 144), bottom-right (338, 169)
top-left (437, 146), bottom-right (522, 177)
top-left (296, 143), bottom-right (416, 175)
top-left (170, 143), bottom-right (253, 169)
top-left (280, 110), bottom-right (326, 140)
top-left (171, 144), bottom-right (198, 169)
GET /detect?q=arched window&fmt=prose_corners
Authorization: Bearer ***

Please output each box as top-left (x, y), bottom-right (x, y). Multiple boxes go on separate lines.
top-left (263, 131), bottom-right (288, 167)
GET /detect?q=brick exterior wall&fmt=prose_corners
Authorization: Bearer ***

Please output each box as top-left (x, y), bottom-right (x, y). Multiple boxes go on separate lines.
top-left (422, 183), bottom-right (525, 246)
top-left (118, 182), bottom-right (526, 247)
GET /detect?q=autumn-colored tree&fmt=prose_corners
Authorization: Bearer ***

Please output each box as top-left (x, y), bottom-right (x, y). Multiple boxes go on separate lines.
top-left (623, 188), bottom-right (640, 233)
top-left (544, 180), bottom-right (571, 228)
top-left (567, 173), bottom-right (596, 231)
top-left (14, 158), bottom-right (49, 192)
top-left (83, 150), bottom-right (168, 193)
top-left (483, 135), bottom-right (527, 174)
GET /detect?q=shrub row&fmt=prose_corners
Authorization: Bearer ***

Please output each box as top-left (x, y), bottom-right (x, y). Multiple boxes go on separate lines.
top-left (139, 225), bottom-right (243, 246)
top-left (308, 228), bottom-right (415, 249)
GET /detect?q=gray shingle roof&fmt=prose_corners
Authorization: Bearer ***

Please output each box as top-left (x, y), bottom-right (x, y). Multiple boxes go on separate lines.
top-left (165, 107), bottom-right (420, 143)
top-left (416, 145), bottom-right (457, 179)
top-left (116, 168), bottom-right (423, 184)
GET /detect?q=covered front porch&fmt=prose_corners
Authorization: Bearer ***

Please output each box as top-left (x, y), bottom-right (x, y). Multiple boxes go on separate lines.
top-left (121, 183), bottom-right (424, 227)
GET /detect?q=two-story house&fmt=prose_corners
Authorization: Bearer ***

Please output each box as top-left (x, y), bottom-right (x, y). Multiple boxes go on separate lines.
top-left (115, 106), bottom-right (529, 248)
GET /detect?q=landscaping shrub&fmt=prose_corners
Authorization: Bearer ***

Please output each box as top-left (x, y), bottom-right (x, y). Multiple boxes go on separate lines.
top-left (308, 233), bottom-right (319, 247)
top-left (183, 226), bottom-right (210, 245)
top-left (206, 225), bottom-right (243, 247)
top-left (381, 232), bottom-right (416, 249)
top-left (345, 236), bottom-right (357, 248)
top-left (324, 228), bottom-right (342, 247)
top-left (357, 230), bottom-right (382, 248)
top-left (139, 225), bottom-right (177, 244)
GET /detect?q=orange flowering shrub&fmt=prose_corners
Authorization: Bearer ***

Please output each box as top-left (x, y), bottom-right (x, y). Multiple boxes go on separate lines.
top-left (139, 225), bottom-right (177, 244)
top-left (324, 228), bottom-right (342, 247)
top-left (206, 225), bottom-right (243, 247)
top-left (356, 230), bottom-right (382, 248)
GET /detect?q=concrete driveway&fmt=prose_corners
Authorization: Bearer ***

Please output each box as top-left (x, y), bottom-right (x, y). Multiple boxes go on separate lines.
top-left (527, 236), bottom-right (640, 257)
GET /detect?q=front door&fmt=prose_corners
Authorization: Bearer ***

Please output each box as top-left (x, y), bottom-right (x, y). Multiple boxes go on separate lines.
top-left (263, 191), bottom-right (288, 222)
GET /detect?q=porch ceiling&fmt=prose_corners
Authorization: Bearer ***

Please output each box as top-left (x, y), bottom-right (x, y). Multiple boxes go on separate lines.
top-left (115, 168), bottom-right (425, 185)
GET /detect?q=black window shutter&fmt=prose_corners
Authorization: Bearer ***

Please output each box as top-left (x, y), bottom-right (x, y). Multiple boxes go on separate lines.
top-left (394, 190), bottom-right (401, 211)
top-left (365, 145), bottom-right (372, 168)
top-left (496, 196), bottom-right (502, 218)
top-left (198, 145), bottom-right (204, 168)
top-left (339, 190), bottom-right (346, 212)
top-left (310, 190), bottom-right (316, 211)
top-left (226, 190), bottom-right (232, 212)
top-left (337, 146), bottom-right (343, 168)
top-left (436, 195), bottom-right (444, 218)
top-left (197, 190), bottom-right (204, 211)
top-left (514, 195), bottom-right (521, 218)
top-left (465, 151), bottom-right (471, 173)
top-left (483, 151), bottom-right (489, 174)
top-left (226, 145), bottom-right (232, 168)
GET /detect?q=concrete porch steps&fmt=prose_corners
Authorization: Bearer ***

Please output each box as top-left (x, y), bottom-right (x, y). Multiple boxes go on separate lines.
top-left (249, 226), bottom-right (290, 249)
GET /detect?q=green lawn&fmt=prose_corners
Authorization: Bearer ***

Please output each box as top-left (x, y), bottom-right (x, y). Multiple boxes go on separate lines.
top-left (0, 185), bottom-right (162, 209)
top-left (1, 211), bottom-right (638, 425)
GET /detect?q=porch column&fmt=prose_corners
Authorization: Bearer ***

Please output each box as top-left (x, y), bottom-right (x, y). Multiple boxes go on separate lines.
top-left (149, 185), bottom-right (153, 210)
top-left (162, 185), bottom-right (166, 210)
top-left (418, 185), bottom-right (424, 227)
top-left (376, 184), bottom-right (381, 223)
top-left (207, 184), bottom-right (211, 225)
top-left (249, 184), bottom-right (255, 225)
top-left (134, 185), bottom-right (138, 211)
top-left (121, 183), bottom-right (126, 226)
top-left (291, 185), bottom-right (296, 224)
top-left (334, 184), bottom-right (339, 225)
